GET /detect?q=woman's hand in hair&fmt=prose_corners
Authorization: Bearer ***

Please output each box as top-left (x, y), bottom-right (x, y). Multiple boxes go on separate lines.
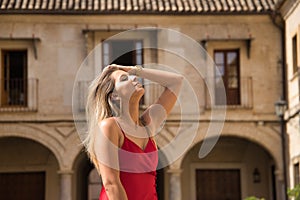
top-left (105, 64), bottom-right (135, 73)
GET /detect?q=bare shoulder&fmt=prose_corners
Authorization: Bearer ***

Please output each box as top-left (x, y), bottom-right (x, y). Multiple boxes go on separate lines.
top-left (98, 117), bottom-right (119, 137)
top-left (99, 117), bottom-right (116, 127)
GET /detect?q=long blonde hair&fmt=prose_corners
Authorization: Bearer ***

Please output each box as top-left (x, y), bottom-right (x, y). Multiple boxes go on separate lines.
top-left (84, 67), bottom-right (120, 172)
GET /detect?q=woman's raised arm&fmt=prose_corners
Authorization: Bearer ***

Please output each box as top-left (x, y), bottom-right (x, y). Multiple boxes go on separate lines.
top-left (107, 64), bottom-right (183, 134)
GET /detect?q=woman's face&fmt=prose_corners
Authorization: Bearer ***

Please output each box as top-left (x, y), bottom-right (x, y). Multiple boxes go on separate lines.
top-left (111, 70), bottom-right (144, 100)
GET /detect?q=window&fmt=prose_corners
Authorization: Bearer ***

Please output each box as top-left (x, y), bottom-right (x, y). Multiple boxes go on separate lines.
top-left (102, 40), bottom-right (143, 67)
top-left (1, 50), bottom-right (27, 107)
top-left (292, 34), bottom-right (298, 74)
top-left (214, 50), bottom-right (240, 105)
top-left (102, 40), bottom-right (144, 105)
top-left (294, 163), bottom-right (300, 185)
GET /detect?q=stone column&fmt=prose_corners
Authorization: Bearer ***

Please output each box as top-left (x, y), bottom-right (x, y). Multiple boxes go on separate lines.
top-left (167, 168), bottom-right (182, 200)
top-left (275, 169), bottom-right (286, 200)
top-left (58, 170), bottom-right (73, 200)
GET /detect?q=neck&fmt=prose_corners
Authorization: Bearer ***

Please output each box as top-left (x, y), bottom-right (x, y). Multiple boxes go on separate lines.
top-left (119, 98), bottom-right (140, 125)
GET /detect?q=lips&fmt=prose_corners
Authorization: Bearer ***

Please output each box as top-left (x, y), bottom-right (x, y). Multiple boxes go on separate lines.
top-left (134, 83), bottom-right (142, 87)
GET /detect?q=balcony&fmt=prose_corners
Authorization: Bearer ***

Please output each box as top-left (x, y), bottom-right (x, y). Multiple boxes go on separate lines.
top-left (77, 77), bottom-right (253, 112)
top-left (205, 77), bottom-right (253, 109)
top-left (0, 78), bottom-right (38, 112)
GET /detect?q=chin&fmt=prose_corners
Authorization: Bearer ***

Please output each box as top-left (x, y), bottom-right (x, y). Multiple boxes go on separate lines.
top-left (135, 89), bottom-right (145, 99)
top-left (136, 86), bottom-right (145, 92)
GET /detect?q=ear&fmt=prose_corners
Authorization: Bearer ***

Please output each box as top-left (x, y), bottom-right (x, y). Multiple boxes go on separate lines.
top-left (110, 92), bottom-right (120, 101)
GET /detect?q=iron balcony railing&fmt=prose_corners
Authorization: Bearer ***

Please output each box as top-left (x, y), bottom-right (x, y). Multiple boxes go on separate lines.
top-left (77, 77), bottom-right (253, 112)
top-left (205, 76), bottom-right (253, 109)
top-left (0, 78), bottom-right (38, 112)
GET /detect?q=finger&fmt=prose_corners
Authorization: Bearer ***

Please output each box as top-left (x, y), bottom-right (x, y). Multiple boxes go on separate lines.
top-left (105, 64), bottom-right (119, 70)
top-left (128, 68), bottom-right (136, 75)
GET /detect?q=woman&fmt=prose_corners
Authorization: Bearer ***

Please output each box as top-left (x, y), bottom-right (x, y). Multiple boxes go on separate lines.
top-left (85, 64), bottom-right (183, 200)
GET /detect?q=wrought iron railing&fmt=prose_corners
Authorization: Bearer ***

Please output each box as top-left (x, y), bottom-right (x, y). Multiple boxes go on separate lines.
top-left (0, 78), bottom-right (38, 112)
top-left (77, 77), bottom-right (253, 112)
top-left (205, 77), bottom-right (253, 109)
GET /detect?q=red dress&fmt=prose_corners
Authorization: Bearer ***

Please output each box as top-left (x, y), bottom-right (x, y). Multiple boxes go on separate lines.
top-left (99, 129), bottom-right (158, 200)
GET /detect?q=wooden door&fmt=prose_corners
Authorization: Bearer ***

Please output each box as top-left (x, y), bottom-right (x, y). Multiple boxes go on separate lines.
top-left (196, 169), bottom-right (241, 200)
top-left (0, 172), bottom-right (45, 200)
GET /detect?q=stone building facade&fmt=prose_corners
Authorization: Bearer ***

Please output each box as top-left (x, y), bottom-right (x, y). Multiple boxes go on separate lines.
top-left (280, 0), bottom-right (300, 194)
top-left (0, 0), bottom-right (289, 200)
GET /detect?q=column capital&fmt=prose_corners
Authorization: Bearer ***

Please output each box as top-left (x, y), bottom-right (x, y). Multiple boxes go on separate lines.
top-left (274, 169), bottom-right (284, 181)
top-left (167, 168), bottom-right (183, 175)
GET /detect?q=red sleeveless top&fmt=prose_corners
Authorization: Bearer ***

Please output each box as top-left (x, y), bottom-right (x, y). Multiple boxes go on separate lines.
top-left (99, 129), bottom-right (158, 200)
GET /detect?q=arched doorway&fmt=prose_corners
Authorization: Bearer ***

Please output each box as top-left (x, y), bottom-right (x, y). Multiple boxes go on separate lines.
top-left (0, 136), bottom-right (60, 200)
top-left (73, 150), bottom-right (94, 200)
top-left (181, 136), bottom-right (277, 200)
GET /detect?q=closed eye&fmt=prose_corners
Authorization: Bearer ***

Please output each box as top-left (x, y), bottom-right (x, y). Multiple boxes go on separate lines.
top-left (119, 74), bottom-right (128, 82)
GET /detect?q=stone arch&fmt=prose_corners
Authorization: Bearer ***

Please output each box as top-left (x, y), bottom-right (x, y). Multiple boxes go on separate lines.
top-left (220, 123), bottom-right (282, 171)
top-left (180, 134), bottom-right (279, 200)
top-left (0, 124), bottom-right (66, 170)
top-left (0, 136), bottom-right (61, 200)
top-left (177, 122), bottom-right (282, 172)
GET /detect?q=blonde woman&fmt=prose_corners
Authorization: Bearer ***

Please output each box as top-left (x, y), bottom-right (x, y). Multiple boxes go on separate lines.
top-left (85, 64), bottom-right (183, 200)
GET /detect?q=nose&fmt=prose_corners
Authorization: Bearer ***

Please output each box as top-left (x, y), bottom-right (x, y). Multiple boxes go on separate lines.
top-left (129, 75), bottom-right (137, 82)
